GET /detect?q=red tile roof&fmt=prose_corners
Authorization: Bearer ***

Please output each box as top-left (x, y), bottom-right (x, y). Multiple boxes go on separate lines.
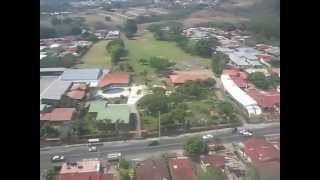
top-left (59, 172), bottom-right (101, 180)
top-left (255, 44), bottom-right (271, 51)
top-left (223, 69), bottom-right (248, 88)
top-left (247, 89), bottom-right (280, 108)
top-left (136, 159), bottom-right (170, 180)
top-left (98, 73), bottom-right (130, 88)
top-left (40, 108), bottom-right (76, 122)
top-left (169, 71), bottom-right (211, 85)
top-left (67, 90), bottom-right (86, 100)
top-left (257, 54), bottom-right (273, 62)
top-left (202, 155), bottom-right (225, 169)
top-left (255, 161), bottom-right (280, 180)
top-left (169, 159), bottom-right (196, 180)
top-left (70, 83), bottom-right (88, 91)
top-left (243, 138), bottom-right (280, 165)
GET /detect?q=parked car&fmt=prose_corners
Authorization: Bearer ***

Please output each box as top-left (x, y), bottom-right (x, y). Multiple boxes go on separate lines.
top-left (148, 140), bottom-right (160, 146)
top-left (51, 155), bottom-right (65, 162)
top-left (89, 146), bottom-right (97, 152)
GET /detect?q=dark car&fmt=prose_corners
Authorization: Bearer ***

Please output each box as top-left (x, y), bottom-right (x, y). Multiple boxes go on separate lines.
top-left (148, 140), bottom-right (160, 146)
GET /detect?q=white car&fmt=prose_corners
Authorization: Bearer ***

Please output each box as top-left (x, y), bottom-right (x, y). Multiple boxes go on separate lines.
top-left (51, 155), bottom-right (65, 162)
top-left (107, 152), bottom-right (122, 161)
top-left (89, 146), bottom-right (97, 152)
top-left (202, 134), bottom-right (214, 140)
top-left (239, 129), bottom-right (253, 137)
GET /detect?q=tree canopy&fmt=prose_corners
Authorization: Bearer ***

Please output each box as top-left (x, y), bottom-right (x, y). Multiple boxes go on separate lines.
top-left (124, 19), bottom-right (138, 38)
top-left (211, 52), bottom-right (230, 76)
top-left (183, 136), bottom-right (207, 156)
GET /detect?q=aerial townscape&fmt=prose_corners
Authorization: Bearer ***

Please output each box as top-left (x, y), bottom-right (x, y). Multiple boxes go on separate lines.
top-left (40, 0), bottom-right (280, 180)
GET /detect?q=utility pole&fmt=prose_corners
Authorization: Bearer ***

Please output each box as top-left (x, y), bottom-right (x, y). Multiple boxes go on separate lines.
top-left (158, 111), bottom-right (161, 141)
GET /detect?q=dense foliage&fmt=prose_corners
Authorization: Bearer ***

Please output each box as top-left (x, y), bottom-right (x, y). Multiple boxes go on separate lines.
top-left (183, 137), bottom-right (207, 156)
top-left (106, 39), bottom-right (128, 65)
top-left (123, 19), bottom-right (138, 38)
top-left (211, 52), bottom-right (230, 76)
top-left (248, 72), bottom-right (280, 90)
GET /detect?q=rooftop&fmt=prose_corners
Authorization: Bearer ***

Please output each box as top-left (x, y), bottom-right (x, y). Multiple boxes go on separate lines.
top-left (135, 159), bottom-right (170, 180)
top-left (169, 159), bottom-right (196, 180)
top-left (88, 101), bottom-right (130, 123)
top-left (61, 69), bottom-right (104, 81)
top-left (255, 161), bottom-right (280, 180)
top-left (98, 73), bottom-right (130, 88)
top-left (40, 80), bottom-right (72, 101)
top-left (246, 89), bottom-right (280, 108)
top-left (66, 90), bottom-right (86, 100)
top-left (59, 160), bottom-right (103, 180)
top-left (169, 71), bottom-right (212, 85)
top-left (243, 138), bottom-right (280, 165)
top-left (201, 155), bottom-right (225, 169)
top-left (40, 108), bottom-right (76, 122)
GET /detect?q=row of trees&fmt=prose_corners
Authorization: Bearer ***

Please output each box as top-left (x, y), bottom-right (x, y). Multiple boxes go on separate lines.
top-left (40, 54), bottom-right (78, 68)
top-left (106, 39), bottom-right (128, 66)
top-left (211, 52), bottom-right (230, 77)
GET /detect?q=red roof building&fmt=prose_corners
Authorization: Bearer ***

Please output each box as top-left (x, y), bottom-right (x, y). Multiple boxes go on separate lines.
top-left (242, 138), bottom-right (280, 165)
top-left (255, 44), bottom-right (271, 51)
top-left (98, 73), bottom-right (130, 88)
top-left (59, 160), bottom-right (113, 180)
top-left (201, 155), bottom-right (225, 170)
top-left (70, 83), bottom-right (88, 91)
top-left (255, 161), bottom-right (280, 180)
top-left (247, 89), bottom-right (280, 108)
top-left (169, 71), bottom-right (212, 86)
top-left (169, 159), bottom-right (196, 180)
top-left (66, 90), bottom-right (86, 100)
top-left (135, 159), bottom-right (170, 180)
top-left (223, 69), bottom-right (248, 88)
top-left (40, 108), bottom-right (76, 122)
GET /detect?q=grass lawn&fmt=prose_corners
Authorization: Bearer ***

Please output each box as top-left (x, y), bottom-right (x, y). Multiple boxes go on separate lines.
top-left (123, 32), bottom-right (211, 74)
top-left (77, 40), bottom-right (111, 69)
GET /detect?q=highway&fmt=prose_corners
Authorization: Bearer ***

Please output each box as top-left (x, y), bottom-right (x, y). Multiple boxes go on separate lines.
top-left (40, 126), bottom-right (279, 172)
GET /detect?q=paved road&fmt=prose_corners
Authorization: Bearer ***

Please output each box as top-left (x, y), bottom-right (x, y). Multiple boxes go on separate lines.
top-left (40, 126), bottom-right (279, 172)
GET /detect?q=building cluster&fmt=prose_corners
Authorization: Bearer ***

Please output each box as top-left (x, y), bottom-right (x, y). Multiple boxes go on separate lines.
top-left (40, 68), bottom-right (137, 139)
top-left (55, 136), bottom-right (279, 180)
top-left (40, 37), bottom-right (93, 60)
top-left (182, 26), bottom-right (280, 120)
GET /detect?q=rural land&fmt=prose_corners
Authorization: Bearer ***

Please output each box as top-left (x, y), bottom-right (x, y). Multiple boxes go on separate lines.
top-left (40, 0), bottom-right (280, 180)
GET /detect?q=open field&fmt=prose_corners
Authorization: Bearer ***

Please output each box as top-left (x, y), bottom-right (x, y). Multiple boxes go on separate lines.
top-left (124, 32), bottom-right (211, 74)
top-left (77, 40), bottom-right (111, 68)
top-left (183, 10), bottom-right (249, 27)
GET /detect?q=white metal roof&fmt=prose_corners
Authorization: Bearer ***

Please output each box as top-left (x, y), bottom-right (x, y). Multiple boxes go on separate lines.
top-left (221, 74), bottom-right (261, 116)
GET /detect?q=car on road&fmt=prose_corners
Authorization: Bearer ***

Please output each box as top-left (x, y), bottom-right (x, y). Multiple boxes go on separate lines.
top-left (202, 134), bottom-right (214, 140)
top-left (148, 140), bottom-right (160, 146)
top-left (89, 146), bottom-right (97, 152)
top-left (239, 129), bottom-right (253, 137)
top-left (51, 155), bottom-right (65, 162)
top-left (107, 152), bottom-right (122, 162)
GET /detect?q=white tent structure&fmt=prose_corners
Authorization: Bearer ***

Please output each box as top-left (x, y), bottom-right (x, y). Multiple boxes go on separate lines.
top-left (221, 74), bottom-right (262, 117)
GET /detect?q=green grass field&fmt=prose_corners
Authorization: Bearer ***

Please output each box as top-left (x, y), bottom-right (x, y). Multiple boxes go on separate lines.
top-left (124, 32), bottom-right (210, 73)
top-left (78, 40), bottom-right (111, 68)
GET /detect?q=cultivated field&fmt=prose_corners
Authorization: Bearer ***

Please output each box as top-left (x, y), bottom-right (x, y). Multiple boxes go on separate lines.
top-left (78, 40), bottom-right (111, 68)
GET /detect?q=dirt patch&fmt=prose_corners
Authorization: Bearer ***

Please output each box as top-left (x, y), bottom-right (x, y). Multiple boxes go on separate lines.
top-left (183, 10), bottom-right (249, 27)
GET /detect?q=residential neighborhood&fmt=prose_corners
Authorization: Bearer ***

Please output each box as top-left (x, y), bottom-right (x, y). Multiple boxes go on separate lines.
top-left (41, 0), bottom-right (280, 179)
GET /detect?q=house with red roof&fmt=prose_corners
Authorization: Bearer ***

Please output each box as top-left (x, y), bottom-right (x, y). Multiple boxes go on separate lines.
top-left (223, 69), bottom-right (248, 89)
top-left (200, 155), bottom-right (225, 171)
top-left (135, 159), bottom-right (170, 180)
top-left (246, 89), bottom-right (280, 110)
top-left (169, 71), bottom-right (212, 86)
top-left (240, 138), bottom-right (280, 165)
top-left (169, 158), bottom-right (196, 180)
top-left (59, 159), bottom-right (113, 180)
top-left (40, 108), bottom-right (77, 138)
top-left (66, 83), bottom-right (88, 100)
top-left (98, 73), bottom-right (130, 88)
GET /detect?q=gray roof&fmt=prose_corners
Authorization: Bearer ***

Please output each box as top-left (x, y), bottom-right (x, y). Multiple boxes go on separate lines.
top-left (60, 69), bottom-right (104, 81)
top-left (40, 80), bottom-right (72, 101)
top-left (40, 68), bottom-right (67, 73)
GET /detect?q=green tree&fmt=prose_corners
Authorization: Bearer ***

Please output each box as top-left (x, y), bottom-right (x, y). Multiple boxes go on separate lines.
top-left (110, 45), bottom-right (128, 65)
top-left (119, 169), bottom-right (130, 180)
top-left (106, 39), bottom-right (125, 52)
top-left (211, 52), bottom-right (229, 76)
top-left (40, 26), bottom-right (57, 39)
top-left (217, 102), bottom-right (235, 120)
top-left (194, 38), bottom-right (218, 57)
top-left (124, 19), bottom-right (138, 38)
top-left (119, 159), bottom-right (131, 169)
top-left (248, 72), bottom-right (270, 90)
top-left (71, 27), bottom-right (82, 35)
top-left (138, 94), bottom-right (169, 116)
top-left (198, 168), bottom-right (225, 180)
top-left (149, 56), bottom-right (173, 72)
top-left (41, 125), bottom-right (60, 138)
top-left (183, 137), bottom-right (207, 156)
top-left (268, 73), bottom-right (280, 88)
